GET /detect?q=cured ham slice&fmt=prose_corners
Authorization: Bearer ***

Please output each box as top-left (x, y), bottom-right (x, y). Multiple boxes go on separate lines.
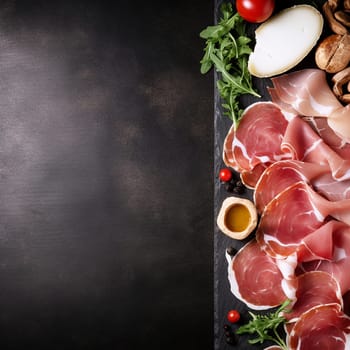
top-left (343, 291), bottom-right (350, 317)
top-left (256, 182), bottom-right (350, 258)
top-left (287, 304), bottom-right (350, 350)
top-left (300, 221), bottom-right (350, 295)
top-left (239, 164), bottom-right (269, 189)
top-left (282, 116), bottom-right (350, 180)
top-left (254, 159), bottom-right (350, 214)
top-left (269, 68), bottom-right (350, 142)
top-left (222, 123), bottom-right (236, 169)
top-left (254, 160), bottom-right (329, 213)
top-left (269, 69), bottom-right (342, 117)
top-left (220, 70), bottom-right (350, 346)
top-left (282, 271), bottom-right (342, 323)
top-left (329, 104), bottom-right (350, 142)
top-left (227, 239), bottom-right (288, 310)
top-left (267, 86), bottom-right (298, 118)
top-left (297, 220), bottom-right (339, 262)
top-left (309, 117), bottom-right (350, 159)
top-left (312, 173), bottom-right (350, 201)
top-left (223, 102), bottom-right (290, 187)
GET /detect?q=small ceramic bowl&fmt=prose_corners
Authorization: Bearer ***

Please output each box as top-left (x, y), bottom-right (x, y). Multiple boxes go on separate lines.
top-left (217, 197), bottom-right (258, 240)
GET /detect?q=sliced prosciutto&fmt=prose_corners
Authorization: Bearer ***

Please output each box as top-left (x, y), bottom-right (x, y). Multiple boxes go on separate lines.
top-left (227, 239), bottom-right (289, 310)
top-left (239, 163), bottom-right (269, 189)
top-left (254, 160), bottom-right (329, 213)
top-left (282, 271), bottom-right (342, 323)
top-left (287, 304), bottom-right (350, 350)
top-left (223, 102), bottom-right (290, 188)
top-left (300, 221), bottom-right (350, 295)
top-left (282, 116), bottom-right (350, 180)
top-left (312, 172), bottom-right (350, 202)
top-left (269, 69), bottom-right (342, 117)
top-left (256, 181), bottom-right (350, 259)
top-left (328, 104), bottom-right (350, 142)
top-left (222, 123), bottom-right (236, 168)
top-left (309, 117), bottom-right (350, 159)
top-left (220, 68), bottom-right (350, 347)
top-left (269, 68), bottom-right (350, 142)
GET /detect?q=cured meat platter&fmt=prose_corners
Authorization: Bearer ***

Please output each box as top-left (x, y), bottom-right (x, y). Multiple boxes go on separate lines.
top-left (212, 0), bottom-right (350, 349)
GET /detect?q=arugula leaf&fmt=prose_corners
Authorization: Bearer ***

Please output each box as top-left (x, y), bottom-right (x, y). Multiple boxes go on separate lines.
top-left (236, 300), bottom-right (291, 350)
top-left (199, 2), bottom-right (260, 129)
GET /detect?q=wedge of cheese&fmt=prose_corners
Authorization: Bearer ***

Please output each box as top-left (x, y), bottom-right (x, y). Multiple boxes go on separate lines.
top-left (248, 5), bottom-right (323, 78)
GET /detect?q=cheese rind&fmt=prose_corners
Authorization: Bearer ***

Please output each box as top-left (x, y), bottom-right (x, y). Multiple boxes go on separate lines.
top-left (248, 5), bottom-right (324, 78)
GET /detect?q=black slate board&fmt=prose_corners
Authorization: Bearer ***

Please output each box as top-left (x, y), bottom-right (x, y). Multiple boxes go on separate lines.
top-left (214, 0), bottom-right (328, 349)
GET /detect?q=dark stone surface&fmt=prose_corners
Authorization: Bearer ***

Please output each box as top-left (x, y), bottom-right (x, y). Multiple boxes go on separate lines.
top-left (0, 1), bottom-right (213, 349)
top-left (213, 1), bottom-right (327, 350)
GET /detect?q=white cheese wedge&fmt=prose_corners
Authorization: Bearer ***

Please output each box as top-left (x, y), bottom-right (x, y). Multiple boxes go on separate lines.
top-left (248, 5), bottom-right (324, 78)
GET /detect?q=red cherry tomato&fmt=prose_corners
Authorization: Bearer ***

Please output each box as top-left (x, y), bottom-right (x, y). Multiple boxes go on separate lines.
top-left (236, 0), bottom-right (275, 23)
top-left (219, 168), bottom-right (232, 182)
top-left (227, 309), bottom-right (240, 323)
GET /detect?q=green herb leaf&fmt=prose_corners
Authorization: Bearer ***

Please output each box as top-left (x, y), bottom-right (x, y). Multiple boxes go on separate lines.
top-left (199, 2), bottom-right (260, 129)
top-left (236, 300), bottom-right (292, 350)
top-left (200, 40), bottom-right (214, 74)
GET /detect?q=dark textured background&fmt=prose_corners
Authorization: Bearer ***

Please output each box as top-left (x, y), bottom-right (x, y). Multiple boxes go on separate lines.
top-left (0, 0), bottom-right (214, 349)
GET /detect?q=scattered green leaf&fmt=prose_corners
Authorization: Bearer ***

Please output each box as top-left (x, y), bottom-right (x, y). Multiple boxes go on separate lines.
top-left (236, 300), bottom-right (292, 350)
top-left (199, 2), bottom-right (260, 129)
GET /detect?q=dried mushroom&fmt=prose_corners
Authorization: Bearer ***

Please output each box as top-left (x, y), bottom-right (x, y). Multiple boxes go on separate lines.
top-left (315, 34), bottom-right (350, 73)
top-left (332, 67), bottom-right (350, 103)
top-left (329, 0), bottom-right (341, 11)
top-left (345, 0), bottom-right (350, 11)
top-left (323, 1), bottom-right (348, 34)
top-left (334, 10), bottom-right (350, 27)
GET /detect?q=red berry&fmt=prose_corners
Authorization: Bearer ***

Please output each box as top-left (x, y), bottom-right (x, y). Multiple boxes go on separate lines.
top-left (227, 309), bottom-right (240, 323)
top-left (219, 168), bottom-right (232, 182)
